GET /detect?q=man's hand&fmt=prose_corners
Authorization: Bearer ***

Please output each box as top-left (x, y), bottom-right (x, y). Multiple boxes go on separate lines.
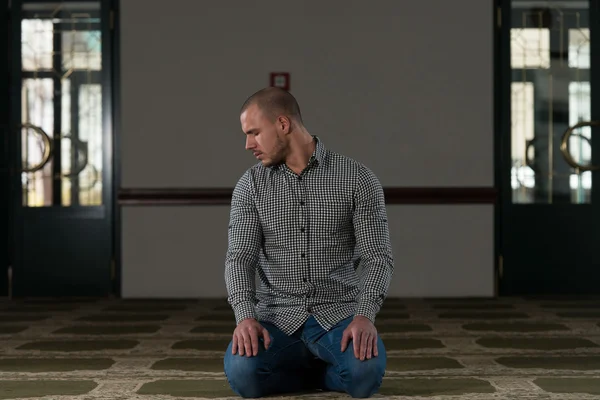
top-left (341, 315), bottom-right (378, 361)
top-left (232, 318), bottom-right (270, 357)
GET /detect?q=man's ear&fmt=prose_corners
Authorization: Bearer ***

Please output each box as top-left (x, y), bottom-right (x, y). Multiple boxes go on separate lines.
top-left (277, 116), bottom-right (291, 134)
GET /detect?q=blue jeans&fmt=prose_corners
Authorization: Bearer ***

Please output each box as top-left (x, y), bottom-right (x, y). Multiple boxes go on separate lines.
top-left (223, 315), bottom-right (386, 398)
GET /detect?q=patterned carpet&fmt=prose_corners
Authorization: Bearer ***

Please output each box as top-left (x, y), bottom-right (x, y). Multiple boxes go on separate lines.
top-left (1, 297), bottom-right (600, 399)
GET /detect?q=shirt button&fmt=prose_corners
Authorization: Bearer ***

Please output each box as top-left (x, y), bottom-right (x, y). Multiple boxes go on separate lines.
top-left (307, 307), bottom-right (312, 313)
top-left (300, 227), bottom-right (305, 233)
top-left (300, 201), bottom-right (305, 206)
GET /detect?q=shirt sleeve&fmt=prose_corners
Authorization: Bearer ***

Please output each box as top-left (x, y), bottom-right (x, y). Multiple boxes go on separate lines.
top-left (224, 169), bottom-right (262, 324)
top-left (352, 165), bottom-right (394, 323)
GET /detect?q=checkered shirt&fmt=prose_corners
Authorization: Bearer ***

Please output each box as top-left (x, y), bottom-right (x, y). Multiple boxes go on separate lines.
top-left (225, 136), bottom-right (394, 335)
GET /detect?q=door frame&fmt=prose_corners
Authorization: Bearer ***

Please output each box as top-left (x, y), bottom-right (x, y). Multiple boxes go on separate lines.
top-left (494, 0), bottom-right (505, 297)
top-left (111, 0), bottom-right (122, 297)
top-left (1, 0), bottom-right (9, 297)
top-left (5, 0), bottom-right (122, 298)
top-left (496, 0), bottom-right (511, 296)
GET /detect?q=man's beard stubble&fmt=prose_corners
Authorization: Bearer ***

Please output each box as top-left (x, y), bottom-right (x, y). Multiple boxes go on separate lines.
top-left (263, 135), bottom-right (288, 167)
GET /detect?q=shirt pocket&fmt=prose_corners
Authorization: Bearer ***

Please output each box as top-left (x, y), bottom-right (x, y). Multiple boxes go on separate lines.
top-left (311, 201), bottom-right (353, 239)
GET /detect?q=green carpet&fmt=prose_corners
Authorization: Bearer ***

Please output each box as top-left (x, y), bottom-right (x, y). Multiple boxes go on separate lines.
top-left (190, 324), bottom-right (235, 334)
top-left (137, 379), bottom-right (234, 398)
top-left (556, 311), bottom-right (600, 318)
top-left (386, 357), bottom-right (464, 371)
top-left (0, 381), bottom-right (98, 399)
top-left (119, 299), bottom-right (196, 303)
top-left (476, 337), bottom-right (599, 350)
top-left (172, 339), bottom-right (231, 351)
top-left (377, 322), bottom-right (432, 333)
top-left (463, 322), bottom-right (570, 332)
top-left (17, 339), bottom-right (139, 352)
top-left (102, 304), bottom-right (188, 312)
top-left (1, 297), bottom-right (599, 399)
top-left (534, 378), bottom-right (600, 395)
top-left (380, 303), bottom-right (408, 310)
top-left (0, 358), bottom-right (115, 372)
top-left (374, 310), bottom-right (410, 319)
top-left (152, 357), bottom-right (225, 373)
top-left (1, 305), bottom-right (79, 312)
top-left (378, 378), bottom-right (495, 396)
top-left (21, 298), bottom-right (98, 304)
top-left (424, 297), bottom-right (501, 302)
top-left (438, 311), bottom-right (530, 319)
top-left (195, 313), bottom-right (241, 321)
top-left (384, 338), bottom-right (445, 350)
top-left (496, 356), bottom-right (600, 370)
top-left (0, 326), bottom-right (28, 334)
top-left (0, 315), bottom-right (48, 322)
top-left (384, 297), bottom-right (410, 303)
top-left (77, 314), bottom-right (170, 322)
top-left (432, 303), bottom-right (514, 309)
top-left (210, 305), bottom-right (235, 311)
top-left (52, 325), bottom-right (161, 335)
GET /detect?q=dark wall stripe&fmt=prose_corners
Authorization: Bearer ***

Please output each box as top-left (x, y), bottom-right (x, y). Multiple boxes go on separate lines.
top-left (118, 187), bottom-right (497, 206)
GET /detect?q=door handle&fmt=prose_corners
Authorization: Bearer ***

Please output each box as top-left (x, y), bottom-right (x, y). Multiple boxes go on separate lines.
top-left (21, 123), bottom-right (53, 173)
top-left (560, 120), bottom-right (600, 171)
top-left (524, 137), bottom-right (537, 171)
top-left (61, 134), bottom-right (89, 178)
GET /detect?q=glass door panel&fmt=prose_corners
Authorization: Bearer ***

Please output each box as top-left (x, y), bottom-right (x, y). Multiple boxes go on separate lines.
top-left (20, 8), bottom-right (104, 208)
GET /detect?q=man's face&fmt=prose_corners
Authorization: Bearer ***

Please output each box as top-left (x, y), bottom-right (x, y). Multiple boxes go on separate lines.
top-left (241, 104), bottom-right (288, 167)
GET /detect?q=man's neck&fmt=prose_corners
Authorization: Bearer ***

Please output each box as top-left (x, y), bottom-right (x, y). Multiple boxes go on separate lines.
top-left (285, 133), bottom-right (315, 175)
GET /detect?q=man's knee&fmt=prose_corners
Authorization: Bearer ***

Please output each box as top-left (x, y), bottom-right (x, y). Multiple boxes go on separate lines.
top-left (343, 356), bottom-right (386, 398)
top-left (339, 337), bottom-right (387, 399)
top-left (223, 342), bottom-right (267, 398)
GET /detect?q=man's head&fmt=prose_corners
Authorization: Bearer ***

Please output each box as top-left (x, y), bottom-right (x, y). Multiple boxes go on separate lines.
top-left (240, 87), bottom-right (303, 167)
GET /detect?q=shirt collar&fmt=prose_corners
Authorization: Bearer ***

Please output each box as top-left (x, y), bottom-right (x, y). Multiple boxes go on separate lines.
top-left (270, 135), bottom-right (326, 171)
top-left (309, 135), bottom-right (326, 167)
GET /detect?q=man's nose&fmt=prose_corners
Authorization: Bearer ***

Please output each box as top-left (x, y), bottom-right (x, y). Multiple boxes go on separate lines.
top-left (245, 136), bottom-right (255, 150)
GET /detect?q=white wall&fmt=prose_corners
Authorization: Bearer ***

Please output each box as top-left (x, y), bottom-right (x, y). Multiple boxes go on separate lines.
top-left (122, 205), bottom-right (494, 298)
top-left (118, 0), bottom-right (495, 298)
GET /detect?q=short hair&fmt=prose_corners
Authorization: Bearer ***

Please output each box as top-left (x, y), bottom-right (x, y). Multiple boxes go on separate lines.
top-left (240, 87), bottom-right (303, 124)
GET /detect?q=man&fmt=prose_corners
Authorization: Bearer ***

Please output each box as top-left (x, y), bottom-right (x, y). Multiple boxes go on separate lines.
top-left (224, 87), bottom-right (394, 398)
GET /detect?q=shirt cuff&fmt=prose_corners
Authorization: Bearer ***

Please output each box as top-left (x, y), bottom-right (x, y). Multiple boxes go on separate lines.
top-left (355, 299), bottom-right (379, 323)
top-left (233, 301), bottom-right (257, 324)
